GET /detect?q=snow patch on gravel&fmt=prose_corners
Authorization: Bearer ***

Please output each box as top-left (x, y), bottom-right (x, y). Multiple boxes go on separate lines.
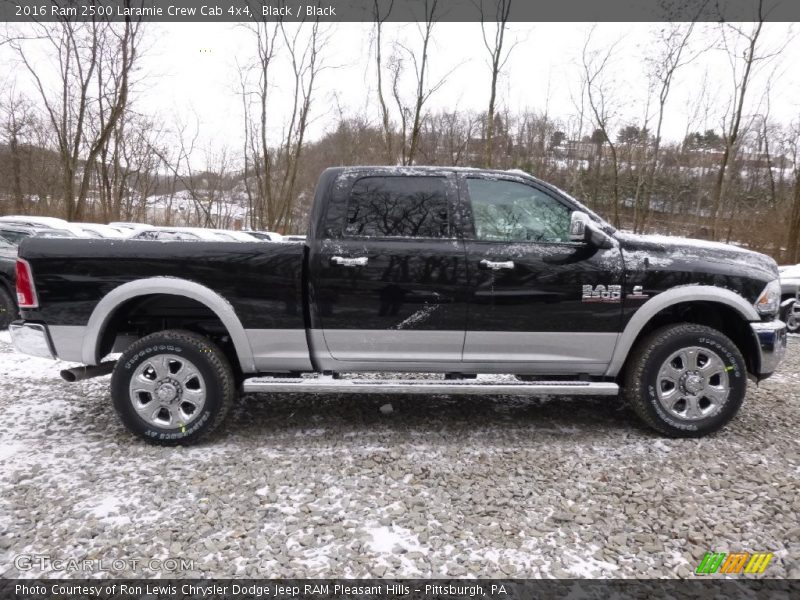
top-left (364, 525), bottom-right (423, 554)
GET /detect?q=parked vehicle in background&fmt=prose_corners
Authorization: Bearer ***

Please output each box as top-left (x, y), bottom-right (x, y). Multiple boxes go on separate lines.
top-left (109, 222), bottom-right (148, 231)
top-left (112, 224), bottom-right (262, 242)
top-left (244, 230), bottom-right (283, 242)
top-left (125, 227), bottom-right (203, 241)
top-left (0, 215), bottom-right (87, 237)
top-left (72, 223), bottom-right (126, 238)
top-left (10, 166), bottom-right (787, 444)
top-left (173, 227), bottom-right (243, 241)
top-left (0, 225), bottom-right (77, 246)
top-left (778, 264), bottom-right (800, 333)
top-left (0, 238), bottom-right (17, 329)
top-left (208, 230), bottom-right (261, 242)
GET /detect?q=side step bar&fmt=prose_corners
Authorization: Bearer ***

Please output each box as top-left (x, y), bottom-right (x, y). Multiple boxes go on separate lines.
top-left (242, 375), bottom-right (619, 396)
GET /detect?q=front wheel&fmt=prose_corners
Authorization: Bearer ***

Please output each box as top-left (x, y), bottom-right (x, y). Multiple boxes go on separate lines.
top-left (623, 323), bottom-right (747, 438)
top-left (111, 330), bottom-right (235, 445)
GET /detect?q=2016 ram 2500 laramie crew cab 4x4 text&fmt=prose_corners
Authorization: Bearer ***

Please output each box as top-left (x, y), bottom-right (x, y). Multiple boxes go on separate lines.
top-left (10, 167), bottom-right (787, 444)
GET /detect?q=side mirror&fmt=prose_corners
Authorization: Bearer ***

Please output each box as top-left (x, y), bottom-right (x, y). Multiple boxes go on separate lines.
top-left (569, 211), bottom-right (590, 243)
top-left (569, 210), bottom-right (615, 249)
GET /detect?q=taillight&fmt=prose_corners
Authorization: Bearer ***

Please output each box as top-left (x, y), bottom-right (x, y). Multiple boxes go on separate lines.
top-left (15, 258), bottom-right (38, 308)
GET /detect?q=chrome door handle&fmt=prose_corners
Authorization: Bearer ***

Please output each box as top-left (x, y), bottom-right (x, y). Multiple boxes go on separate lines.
top-left (331, 256), bottom-right (368, 267)
top-left (480, 259), bottom-right (515, 271)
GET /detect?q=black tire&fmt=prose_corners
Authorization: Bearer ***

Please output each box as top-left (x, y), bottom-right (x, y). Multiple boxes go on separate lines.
top-left (623, 323), bottom-right (747, 438)
top-left (0, 285), bottom-right (16, 330)
top-left (111, 329), bottom-right (235, 445)
top-left (781, 303), bottom-right (799, 334)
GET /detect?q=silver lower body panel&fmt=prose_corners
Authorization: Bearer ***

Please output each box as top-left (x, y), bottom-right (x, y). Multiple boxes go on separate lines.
top-left (9, 321), bottom-right (55, 359)
top-left (751, 319), bottom-right (787, 376)
top-left (242, 375), bottom-right (619, 396)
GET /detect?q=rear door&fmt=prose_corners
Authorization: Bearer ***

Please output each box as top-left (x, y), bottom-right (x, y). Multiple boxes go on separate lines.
top-left (460, 174), bottom-right (624, 374)
top-left (309, 171), bottom-right (468, 363)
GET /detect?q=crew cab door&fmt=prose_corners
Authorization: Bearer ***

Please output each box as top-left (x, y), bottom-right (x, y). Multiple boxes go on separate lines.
top-left (460, 174), bottom-right (624, 375)
top-left (309, 172), bottom-right (467, 363)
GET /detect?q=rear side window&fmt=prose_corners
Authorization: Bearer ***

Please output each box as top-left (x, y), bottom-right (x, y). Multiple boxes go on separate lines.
top-left (466, 178), bottom-right (571, 243)
top-left (0, 231), bottom-right (28, 245)
top-left (344, 176), bottom-right (450, 238)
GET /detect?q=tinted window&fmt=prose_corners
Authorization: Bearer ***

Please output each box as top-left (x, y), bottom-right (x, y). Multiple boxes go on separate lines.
top-left (467, 179), bottom-right (571, 243)
top-left (345, 176), bottom-right (449, 238)
top-left (0, 230), bottom-right (30, 245)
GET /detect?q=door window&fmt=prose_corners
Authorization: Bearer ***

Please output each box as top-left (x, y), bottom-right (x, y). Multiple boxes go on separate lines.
top-left (466, 179), bottom-right (571, 243)
top-left (344, 176), bottom-right (450, 238)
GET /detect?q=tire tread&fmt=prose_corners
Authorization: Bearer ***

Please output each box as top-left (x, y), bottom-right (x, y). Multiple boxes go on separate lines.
top-left (112, 329), bottom-right (235, 445)
top-left (623, 322), bottom-right (745, 438)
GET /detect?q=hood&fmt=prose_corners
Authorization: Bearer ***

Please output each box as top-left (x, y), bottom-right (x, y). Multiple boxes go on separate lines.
top-left (615, 232), bottom-right (778, 283)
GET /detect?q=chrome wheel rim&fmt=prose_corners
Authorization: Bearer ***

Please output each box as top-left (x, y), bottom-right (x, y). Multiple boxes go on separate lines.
top-left (129, 354), bottom-right (206, 429)
top-left (787, 312), bottom-right (799, 333)
top-left (656, 346), bottom-right (730, 421)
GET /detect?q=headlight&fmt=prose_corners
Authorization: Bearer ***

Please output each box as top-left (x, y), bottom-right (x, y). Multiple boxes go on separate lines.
top-left (755, 279), bottom-right (780, 316)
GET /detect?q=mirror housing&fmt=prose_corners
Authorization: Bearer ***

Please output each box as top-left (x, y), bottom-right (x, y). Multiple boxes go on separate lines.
top-left (569, 211), bottom-right (590, 242)
top-left (569, 211), bottom-right (614, 249)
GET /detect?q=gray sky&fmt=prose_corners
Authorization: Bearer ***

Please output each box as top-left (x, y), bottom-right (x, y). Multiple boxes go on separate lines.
top-left (5, 21), bottom-right (799, 167)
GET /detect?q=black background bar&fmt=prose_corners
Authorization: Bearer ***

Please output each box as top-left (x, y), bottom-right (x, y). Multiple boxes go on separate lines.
top-left (2, 0), bottom-right (799, 23)
top-left (2, 578), bottom-right (799, 600)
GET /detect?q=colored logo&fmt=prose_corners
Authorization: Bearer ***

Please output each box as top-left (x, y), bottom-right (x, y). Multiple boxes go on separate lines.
top-left (696, 552), bottom-right (773, 575)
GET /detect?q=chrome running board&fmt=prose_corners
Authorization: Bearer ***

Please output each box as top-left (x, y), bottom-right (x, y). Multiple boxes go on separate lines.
top-left (241, 375), bottom-right (619, 396)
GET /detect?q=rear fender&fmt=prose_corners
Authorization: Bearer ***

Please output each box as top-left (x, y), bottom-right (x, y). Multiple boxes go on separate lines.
top-left (82, 277), bottom-right (256, 371)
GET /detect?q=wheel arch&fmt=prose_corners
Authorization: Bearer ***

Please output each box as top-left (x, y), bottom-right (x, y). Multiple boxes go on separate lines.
top-left (606, 286), bottom-right (760, 378)
top-left (82, 277), bottom-right (256, 372)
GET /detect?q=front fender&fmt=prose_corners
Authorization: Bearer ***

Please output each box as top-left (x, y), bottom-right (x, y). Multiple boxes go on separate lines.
top-left (605, 285), bottom-right (759, 378)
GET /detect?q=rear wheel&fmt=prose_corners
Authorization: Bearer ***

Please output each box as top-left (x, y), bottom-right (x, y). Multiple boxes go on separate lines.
top-left (624, 323), bottom-right (747, 437)
top-left (0, 286), bottom-right (16, 330)
top-left (111, 329), bottom-right (235, 445)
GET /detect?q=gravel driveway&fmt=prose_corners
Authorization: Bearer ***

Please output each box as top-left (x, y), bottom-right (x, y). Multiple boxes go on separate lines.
top-left (0, 331), bottom-right (798, 579)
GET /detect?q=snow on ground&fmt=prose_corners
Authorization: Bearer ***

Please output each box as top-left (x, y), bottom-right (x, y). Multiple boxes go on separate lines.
top-left (0, 334), bottom-right (798, 579)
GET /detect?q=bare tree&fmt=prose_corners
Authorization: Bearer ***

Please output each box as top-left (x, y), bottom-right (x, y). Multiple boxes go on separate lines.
top-left (389, 0), bottom-right (453, 165)
top-left (9, 16), bottom-right (142, 220)
top-left (581, 28), bottom-right (622, 227)
top-left (1, 89), bottom-right (34, 213)
top-left (634, 22), bottom-right (696, 232)
top-left (710, 1), bottom-right (773, 239)
top-left (786, 121), bottom-right (800, 263)
top-left (239, 16), bottom-right (328, 232)
top-left (479, 0), bottom-right (515, 168)
top-left (373, 0), bottom-right (395, 162)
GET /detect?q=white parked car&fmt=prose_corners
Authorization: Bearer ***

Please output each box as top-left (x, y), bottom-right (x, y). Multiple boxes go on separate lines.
top-left (778, 264), bottom-right (800, 333)
top-left (72, 223), bottom-right (126, 238)
top-left (208, 229), bottom-right (260, 242)
top-left (0, 215), bottom-right (87, 238)
top-left (244, 230), bottom-right (283, 242)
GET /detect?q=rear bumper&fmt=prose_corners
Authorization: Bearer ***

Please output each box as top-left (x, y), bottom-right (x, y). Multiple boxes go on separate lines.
top-left (750, 319), bottom-right (786, 378)
top-left (9, 321), bottom-right (55, 359)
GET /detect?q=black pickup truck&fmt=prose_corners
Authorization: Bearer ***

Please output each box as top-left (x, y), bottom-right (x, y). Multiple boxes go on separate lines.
top-left (10, 167), bottom-right (787, 444)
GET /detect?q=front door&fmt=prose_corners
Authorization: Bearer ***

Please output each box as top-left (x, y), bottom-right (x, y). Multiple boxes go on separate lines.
top-left (310, 173), bottom-right (468, 363)
top-left (460, 175), bottom-right (624, 375)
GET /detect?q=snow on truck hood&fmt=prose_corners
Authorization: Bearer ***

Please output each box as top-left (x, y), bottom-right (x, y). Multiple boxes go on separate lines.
top-left (614, 231), bottom-right (779, 279)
